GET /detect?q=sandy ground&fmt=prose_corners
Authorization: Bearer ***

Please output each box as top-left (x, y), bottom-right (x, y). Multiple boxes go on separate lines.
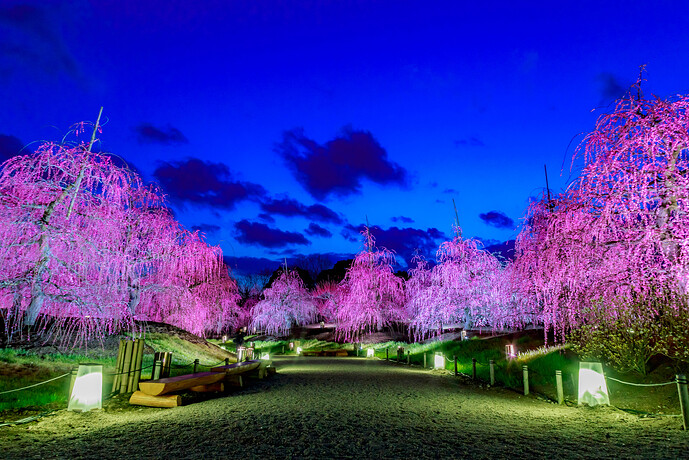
top-left (1, 356), bottom-right (688, 459)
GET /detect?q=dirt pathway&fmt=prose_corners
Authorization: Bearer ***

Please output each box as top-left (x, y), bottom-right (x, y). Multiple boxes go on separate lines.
top-left (1, 357), bottom-right (688, 459)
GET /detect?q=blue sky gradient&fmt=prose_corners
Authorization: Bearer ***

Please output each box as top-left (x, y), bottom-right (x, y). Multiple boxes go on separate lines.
top-left (2, 0), bottom-right (689, 275)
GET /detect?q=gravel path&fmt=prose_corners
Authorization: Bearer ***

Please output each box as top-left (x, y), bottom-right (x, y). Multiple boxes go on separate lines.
top-left (1, 356), bottom-right (688, 459)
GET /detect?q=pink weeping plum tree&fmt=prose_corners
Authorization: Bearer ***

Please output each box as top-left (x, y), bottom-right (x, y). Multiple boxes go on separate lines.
top-left (513, 82), bottom-right (689, 367)
top-left (336, 228), bottom-right (406, 341)
top-left (312, 280), bottom-right (343, 323)
top-left (0, 127), bottom-right (240, 342)
top-left (249, 268), bottom-right (317, 336)
top-left (407, 228), bottom-right (518, 340)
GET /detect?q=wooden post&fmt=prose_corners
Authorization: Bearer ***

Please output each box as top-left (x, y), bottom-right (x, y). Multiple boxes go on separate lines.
top-left (423, 353), bottom-right (427, 368)
top-left (386, 348), bottom-right (389, 361)
top-left (126, 339), bottom-right (140, 392)
top-left (556, 370), bottom-right (564, 404)
top-left (225, 358), bottom-right (230, 366)
top-left (112, 339), bottom-right (125, 393)
top-left (132, 338), bottom-right (145, 391)
top-left (162, 352), bottom-right (172, 378)
top-left (407, 351), bottom-right (410, 365)
top-left (472, 358), bottom-right (477, 380)
top-left (489, 360), bottom-right (495, 386)
top-left (677, 374), bottom-right (689, 430)
top-left (523, 365), bottom-right (529, 396)
top-left (153, 360), bottom-right (162, 380)
top-left (193, 359), bottom-right (200, 373)
top-left (454, 356), bottom-right (458, 376)
top-left (119, 339), bottom-right (133, 394)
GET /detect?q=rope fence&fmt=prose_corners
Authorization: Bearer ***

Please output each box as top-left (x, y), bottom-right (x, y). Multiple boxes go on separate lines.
top-left (0, 373), bottom-right (71, 396)
top-left (606, 376), bottom-right (675, 387)
top-left (373, 345), bottom-right (689, 429)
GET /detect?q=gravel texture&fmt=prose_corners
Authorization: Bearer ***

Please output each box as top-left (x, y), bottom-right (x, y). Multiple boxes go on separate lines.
top-left (1, 356), bottom-right (688, 459)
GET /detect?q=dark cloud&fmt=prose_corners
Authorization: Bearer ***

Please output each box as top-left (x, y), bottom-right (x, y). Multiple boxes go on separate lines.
top-left (257, 213), bottom-right (276, 223)
top-left (391, 216), bottom-right (414, 223)
top-left (234, 220), bottom-right (310, 248)
top-left (191, 223), bottom-right (221, 235)
top-left (474, 237), bottom-right (501, 248)
top-left (277, 127), bottom-right (408, 200)
top-left (153, 158), bottom-right (265, 209)
top-left (305, 223), bottom-right (332, 238)
top-left (479, 210), bottom-right (515, 229)
top-left (343, 224), bottom-right (447, 267)
top-left (483, 239), bottom-right (516, 262)
top-left (454, 136), bottom-right (485, 147)
top-left (0, 134), bottom-right (26, 162)
top-left (260, 197), bottom-right (342, 224)
top-left (598, 73), bottom-right (627, 103)
top-left (223, 252), bottom-right (351, 278)
top-left (223, 256), bottom-right (282, 277)
top-left (0, 4), bottom-right (80, 80)
top-left (135, 123), bottom-right (189, 145)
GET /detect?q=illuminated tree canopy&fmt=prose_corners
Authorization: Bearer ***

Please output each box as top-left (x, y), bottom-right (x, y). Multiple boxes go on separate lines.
top-left (513, 84), bottom-right (689, 360)
top-left (407, 229), bottom-right (518, 340)
top-left (249, 268), bottom-right (317, 336)
top-left (0, 131), bottom-right (240, 341)
top-left (336, 229), bottom-right (406, 341)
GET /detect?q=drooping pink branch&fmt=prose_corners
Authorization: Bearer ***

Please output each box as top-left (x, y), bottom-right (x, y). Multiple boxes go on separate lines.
top-left (336, 229), bottom-right (406, 341)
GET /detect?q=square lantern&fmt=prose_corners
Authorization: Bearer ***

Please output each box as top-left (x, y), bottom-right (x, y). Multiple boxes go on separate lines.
top-left (367, 348), bottom-right (375, 358)
top-left (68, 363), bottom-right (103, 412)
top-left (434, 353), bottom-right (445, 369)
top-left (296, 346), bottom-right (303, 355)
top-left (461, 330), bottom-right (468, 340)
top-left (578, 362), bottom-right (610, 406)
top-left (505, 344), bottom-right (516, 359)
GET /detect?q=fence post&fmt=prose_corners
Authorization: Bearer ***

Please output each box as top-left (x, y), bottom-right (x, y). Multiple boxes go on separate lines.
top-left (556, 370), bottom-right (564, 404)
top-left (423, 353), bottom-right (427, 368)
top-left (193, 359), bottom-right (200, 373)
top-left (407, 351), bottom-right (410, 365)
top-left (523, 365), bottom-right (529, 396)
top-left (472, 358), bottom-right (477, 380)
top-left (489, 360), bottom-right (495, 386)
top-left (677, 374), bottom-right (689, 430)
top-left (454, 355), bottom-right (458, 376)
top-left (225, 358), bottom-right (230, 366)
top-left (153, 360), bottom-right (162, 380)
top-left (386, 348), bottom-right (389, 361)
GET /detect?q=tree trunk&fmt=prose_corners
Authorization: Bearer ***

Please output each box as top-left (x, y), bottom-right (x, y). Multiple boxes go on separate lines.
top-left (25, 233), bottom-right (49, 326)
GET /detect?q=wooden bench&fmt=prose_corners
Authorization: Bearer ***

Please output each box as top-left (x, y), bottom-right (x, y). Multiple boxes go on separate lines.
top-left (302, 349), bottom-right (348, 357)
top-left (138, 371), bottom-right (226, 396)
top-left (211, 359), bottom-right (263, 384)
top-left (130, 360), bottom-right (266, 408)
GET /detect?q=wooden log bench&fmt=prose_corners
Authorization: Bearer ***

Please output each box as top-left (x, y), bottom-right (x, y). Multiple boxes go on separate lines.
top-left (211, 359), bottom-right (262, 387)
top-left (302, 349), bottom-right (348, 357)
top-left (138, 371), bottom-right (226, 396)
top-left (130, 360), bottom-right (266, 408)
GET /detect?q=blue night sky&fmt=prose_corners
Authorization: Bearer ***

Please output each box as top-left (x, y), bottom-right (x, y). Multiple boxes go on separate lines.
top-left (2, 0), bottom-right (689, 276)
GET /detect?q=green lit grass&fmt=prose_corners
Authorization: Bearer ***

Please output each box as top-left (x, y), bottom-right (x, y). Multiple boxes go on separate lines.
top-left (0, 349), bottom-right (115, 412)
